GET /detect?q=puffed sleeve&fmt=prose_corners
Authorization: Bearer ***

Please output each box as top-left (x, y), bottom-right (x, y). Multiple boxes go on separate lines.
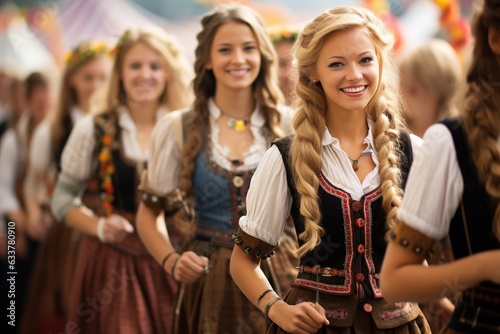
top-left (397, 124), bottom-right (463, 240)
top-left (144, 109), bottom-right (183, 195)
top-left (50, 115), bottom-right (97, 221)
top-left (0, 129), bottom-right (21, 214)
top-left (239, 145), bottom-right (292, 245)
top-left (25, 121), bottom-right (52, 197)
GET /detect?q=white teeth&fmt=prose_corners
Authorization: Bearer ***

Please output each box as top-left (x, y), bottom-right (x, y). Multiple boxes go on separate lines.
top-left (342, 86), bottom-right (365, 93)
top-left (230, 69), bottom-right (248, 76)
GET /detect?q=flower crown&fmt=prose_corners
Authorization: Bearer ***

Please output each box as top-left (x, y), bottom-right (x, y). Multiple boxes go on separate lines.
top-left (269, 24), bottom-right (300, 44)
top-left (65, 42), bottom-right (109, 67)
top-left (110, 29), bottom-right (131, 56)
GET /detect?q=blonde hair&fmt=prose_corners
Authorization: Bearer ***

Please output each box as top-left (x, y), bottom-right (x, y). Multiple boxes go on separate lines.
top-left (291, 6), bottom-right (406, 257)
top-left (461, 0), bottom-right (500, 239)
top-left (177, 4), bottom-right (284, 234)
top-left (398, 39), bottom-right (462, 120)
top-left (104, 27), bottom-right (193, 112)
top-left (51, 41), bottom-right (110, 158)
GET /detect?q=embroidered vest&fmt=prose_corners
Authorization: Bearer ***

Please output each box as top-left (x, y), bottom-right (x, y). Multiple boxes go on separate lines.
top-left (441, 118), bottom-right (500, 332)
top-left (193, 129), bottom-right (272, 231)
top-left (273, 132), bottom-right (413, 298)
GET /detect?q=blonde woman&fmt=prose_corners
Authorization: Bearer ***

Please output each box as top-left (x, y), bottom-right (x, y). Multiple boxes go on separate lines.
top-left (398, 39), bottom-right (462, 138)
top-left (20, 42), bottom-right (111, 334)
top-left (50, 28), bottom-right (193, 333)
top-left (136, 4), bottom-right (293, 333)
top-left (230, 6), bottom-right (431, 333)
top-left (381, 1), bottom-right (500, 332)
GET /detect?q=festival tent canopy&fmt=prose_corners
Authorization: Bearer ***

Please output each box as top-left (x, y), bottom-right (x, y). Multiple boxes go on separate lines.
top-left (57, 0), bottom-right (179, 49)
top-left (0, 4), bottom-right (56, 77)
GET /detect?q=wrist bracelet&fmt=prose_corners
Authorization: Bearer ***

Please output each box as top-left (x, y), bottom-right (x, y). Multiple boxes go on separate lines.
top-left (171, 253), bottom-right (182, 279)
top-left (264, 296), bottom-right (282, 319)
top-left (161, 251), bottom-right (177, 270)
top-left (257, 289), bottom-right (274, 305)
top-left (96, 217), bottom-right (106, 243)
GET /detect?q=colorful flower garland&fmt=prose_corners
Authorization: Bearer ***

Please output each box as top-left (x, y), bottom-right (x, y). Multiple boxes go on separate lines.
top-left (110, 29), bottom-right (131, 56)
top-left (65, 42), bottom-right (109, 68)
top-left (98, 133), bottom-right (115, 217)
top-left (268, 24), bottom-right (300, 44)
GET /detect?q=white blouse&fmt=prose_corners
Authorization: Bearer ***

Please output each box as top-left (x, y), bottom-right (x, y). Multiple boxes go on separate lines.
top-left (25, 107), bottom-right (85, 198)
top-left (29, 106), bottom-right (85, 176)
top-left (51, 107), bottom-right (166, 220)
top-left (0, 115), bottom-right (30, 231)
top-left (397, 123), bottom-right (464, 240)
top-left (146, 98), bottom-right (294, 196)
top-left (240, 123), bottom-right (423, 246)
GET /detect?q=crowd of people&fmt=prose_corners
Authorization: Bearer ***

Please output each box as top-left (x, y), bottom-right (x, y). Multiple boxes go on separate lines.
top-left (0, 1), bottom-right (499, 333)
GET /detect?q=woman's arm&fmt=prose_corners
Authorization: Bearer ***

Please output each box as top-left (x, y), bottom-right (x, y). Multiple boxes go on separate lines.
top-left (230, 145), bottom-right (328, 333)
top-left (231, 246), bottom-right (329, 333)
top-left (381, 233), bottom-right (500, 303)
top-left (24, 122), bottom-right (52, 240)
top-left (135, 111), bottom-right (208, 283)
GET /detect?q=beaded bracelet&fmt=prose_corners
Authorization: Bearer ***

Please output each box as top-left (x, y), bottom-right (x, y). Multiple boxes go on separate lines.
top-left (264, 296), bottom-right (282, 319)
top-left (257, 289), bottom-right (274, 305)
top-left (161, 251), bottom-right (177, 270)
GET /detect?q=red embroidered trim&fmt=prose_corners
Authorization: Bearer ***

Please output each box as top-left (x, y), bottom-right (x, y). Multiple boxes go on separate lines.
top-left (363, 188), bottom-right (383, 298)
top-left (293, 174), bottom-right (353, 295)
top-left (380, 303), bottom-right (413, 320)
top-left (326, 308), bottom-right (349, 320)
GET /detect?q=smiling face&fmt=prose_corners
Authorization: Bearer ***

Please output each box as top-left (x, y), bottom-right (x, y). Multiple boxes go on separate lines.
top-left (121, 42), bottom-right (168, 104)
top-left (314, 28), bottom-right (379, 116)
top-left (205, 20), bottom-right (261, 96)
top-left (70, 55), bottom-right (110, 106)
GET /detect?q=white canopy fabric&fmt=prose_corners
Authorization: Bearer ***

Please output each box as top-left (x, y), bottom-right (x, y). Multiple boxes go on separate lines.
top-left (0, 13), bottom-right (56, 77)
top-left (58, 0), bottom-right (177, 48)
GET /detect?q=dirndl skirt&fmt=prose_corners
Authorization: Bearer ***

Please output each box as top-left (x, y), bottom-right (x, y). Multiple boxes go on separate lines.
top-left (20, 223), bottom-right (82, 334)
top-left (268, 287), bottom-right (431, 334)
top-left (67, 233), bottom-right (177, 334)
top-left (175, 238), bottom-right (271, 334)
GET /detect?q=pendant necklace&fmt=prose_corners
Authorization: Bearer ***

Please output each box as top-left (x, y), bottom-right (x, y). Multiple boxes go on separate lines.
top-left (226, 118), bottom-right (249, 132)
top-left (347, 144), bottom-right (371, 171)
top-left (221, 110), bottom-right (251, 132)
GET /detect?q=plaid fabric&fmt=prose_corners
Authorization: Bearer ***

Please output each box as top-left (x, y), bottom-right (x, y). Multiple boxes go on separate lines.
top-left (20, 223), bottom-right (83, 334)
top-left (268, 287), bottom-right (431, 334)
top-left (67, 234), bottom-right (177, 334)
top-left (175, 240), bottom-right (270, 334)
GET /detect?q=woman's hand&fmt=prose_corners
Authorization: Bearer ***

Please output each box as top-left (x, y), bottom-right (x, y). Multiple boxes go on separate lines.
top-left (171, 251), bottom-right (209, 284)
top-left (27, 207), bottom-right (50, 241)
top-left (99, 214), bottom-right (134, 244)
top-left (269, 301), bottom-right (330, 334)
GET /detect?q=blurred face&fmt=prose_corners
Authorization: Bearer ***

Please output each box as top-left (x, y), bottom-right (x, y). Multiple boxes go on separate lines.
top-left (315, 28), bottom-right (379, 115)
top-left (206, 21), bottom-right (261, 94)
top-left (400, 68), bottom-right (439, 135)
top-left (28, 86), bottom-right (51, 122)
top-left (275, 40), bottom-right (294, 100)
top-left (70, 55), bottom-right (111, 107)
top-left (121, 42), bottom-right (168, 104)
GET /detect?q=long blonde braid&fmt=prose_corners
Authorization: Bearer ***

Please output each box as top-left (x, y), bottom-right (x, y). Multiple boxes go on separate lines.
top-left (291, 6), bottom-right (407, 258)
